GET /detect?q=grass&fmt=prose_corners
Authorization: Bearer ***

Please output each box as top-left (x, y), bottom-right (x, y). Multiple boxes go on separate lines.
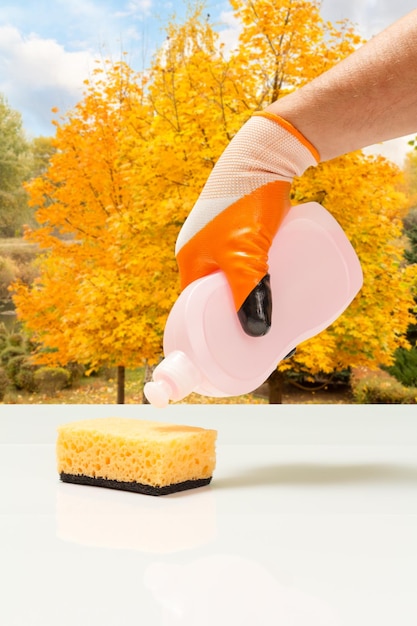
top-left (0, 238), bottom-right (26, 246)
top-left (2, 367), bottom-right (268, 405)
top-left (0, 237), bottom-right (38, 252)
top-left (2, 364), bottom-right (358, 405)
top-left (0, 238), bottom-right (39, 264)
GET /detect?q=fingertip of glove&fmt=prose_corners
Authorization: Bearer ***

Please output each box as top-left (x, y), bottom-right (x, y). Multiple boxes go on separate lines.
top-left (237, 275), bottom-right (272, 337)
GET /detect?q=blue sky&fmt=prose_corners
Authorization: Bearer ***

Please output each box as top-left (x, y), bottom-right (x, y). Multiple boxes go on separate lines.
top-left (0, 0), bottom-right (233, 137)
top-left (0, 0), bottom-right (415, 163)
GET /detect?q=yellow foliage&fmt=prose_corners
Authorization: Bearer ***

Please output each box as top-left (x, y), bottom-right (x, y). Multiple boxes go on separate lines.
top-left (288, 152), bottom-right (417, 372)
top-left (11, 1), bottom-right (417, 379)
top-left (229, 0), bottom-right (364, 105)
top-left (13, 61), bottom-right (176, 369)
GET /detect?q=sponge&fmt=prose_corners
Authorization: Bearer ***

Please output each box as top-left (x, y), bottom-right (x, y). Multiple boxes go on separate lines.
top-left (57, 417), bottom-right (217, 496)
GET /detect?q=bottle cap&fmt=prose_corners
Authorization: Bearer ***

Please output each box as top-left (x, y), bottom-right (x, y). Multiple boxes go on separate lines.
top-left (143, 379), bottom-right (173, 409)
top-left (144, 350), bottom-right (203, 407)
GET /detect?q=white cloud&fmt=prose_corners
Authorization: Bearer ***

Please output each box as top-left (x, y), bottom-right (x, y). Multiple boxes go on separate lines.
top-left (320, 0), bottom-right (416, 38)
top-left (1, 0), bottom-right (415, 151)
top-left (0, 25), bottom-right (95, 135)
top-left (0, 1), bottom-right (156, 136)
top-left (56, 0), bottom-right (102, 20)
top-left (113, 0), bottom-right (153, 19)
top-left (217, 10), bottom-right (241, 54)
top-left (127, 0), bottom-right (153, 13)
top-left (0, 26), bottom-right (92, 89)
top-left (364, 135), bottom-right (416, 167)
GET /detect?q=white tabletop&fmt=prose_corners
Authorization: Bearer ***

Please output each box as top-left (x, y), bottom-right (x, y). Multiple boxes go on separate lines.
top-left (1, 404), bottom-right (417, 626)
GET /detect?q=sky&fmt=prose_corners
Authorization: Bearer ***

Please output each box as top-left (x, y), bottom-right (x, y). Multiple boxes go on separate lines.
top-left (0, 0), bottom-right (416, 164)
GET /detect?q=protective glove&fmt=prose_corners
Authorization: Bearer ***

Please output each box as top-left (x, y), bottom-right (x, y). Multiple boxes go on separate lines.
top-left (175, 111), bottom-right (319, 336)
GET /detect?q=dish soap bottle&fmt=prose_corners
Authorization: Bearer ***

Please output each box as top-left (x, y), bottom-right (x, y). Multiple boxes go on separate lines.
top-left (144, 203), bottom-right (363, 407)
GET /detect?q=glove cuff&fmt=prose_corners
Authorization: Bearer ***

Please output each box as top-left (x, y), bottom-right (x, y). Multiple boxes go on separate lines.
top-left (176, 111), bottom-right (318, 256)
top-left (253, 111), bottom-right (320, 164)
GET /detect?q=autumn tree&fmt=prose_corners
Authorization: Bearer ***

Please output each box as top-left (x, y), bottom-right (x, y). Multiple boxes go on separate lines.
top-left (12, 1), bottom-right (417, 403)
top-left (228, 0), bottom-right (362, 106)
top-left (13, 61), bottom-right (179, 402)
top-left (286, 153), bottom-right (416, 375)
top-left (142, 1), bottom-right (416, 394)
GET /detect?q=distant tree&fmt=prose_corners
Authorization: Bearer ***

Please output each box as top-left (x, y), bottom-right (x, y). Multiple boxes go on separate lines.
top-left (401, 208), bottom-right (417, 347)
top-left (0, 95), bottom-right (30, 236)
top-left (400, 151), bottom-right (417, 346)
top-left (0, 96), bottom-right (54, 236)
top-left (27, 136), bottom-right (56, 179)
top-left (403, 145), bottom-right (417, 210)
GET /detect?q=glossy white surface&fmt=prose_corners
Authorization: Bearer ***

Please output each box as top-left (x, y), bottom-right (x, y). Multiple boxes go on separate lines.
top-left (1, 404), bottom-right (417, 625)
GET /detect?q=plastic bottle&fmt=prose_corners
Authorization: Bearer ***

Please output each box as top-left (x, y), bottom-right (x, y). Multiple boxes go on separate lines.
top-left (144, 202), bottom-right (363, 408)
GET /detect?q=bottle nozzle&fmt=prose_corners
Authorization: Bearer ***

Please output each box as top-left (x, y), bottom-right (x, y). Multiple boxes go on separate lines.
top-left (143, 350), bottom-right (203, 408)
top-left (144, 379), bottom-right (172, 409)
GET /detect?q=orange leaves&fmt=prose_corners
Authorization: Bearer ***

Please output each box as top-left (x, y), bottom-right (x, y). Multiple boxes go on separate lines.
top-left (228, 0), bottom-right (364, 105)
top-left (12, 2), bottom-right (417, 382)
top-left (13, 59), bottom-right (177, 370)
top-left (291, 151), bottom-right (417, 372)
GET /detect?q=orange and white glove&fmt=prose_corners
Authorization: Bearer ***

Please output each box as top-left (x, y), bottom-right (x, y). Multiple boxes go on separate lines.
top-left (175, 111), bottom-right (319, 336)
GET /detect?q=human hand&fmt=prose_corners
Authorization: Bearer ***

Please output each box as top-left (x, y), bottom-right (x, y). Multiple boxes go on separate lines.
top-left (175, 112), bottom-right (318, 336)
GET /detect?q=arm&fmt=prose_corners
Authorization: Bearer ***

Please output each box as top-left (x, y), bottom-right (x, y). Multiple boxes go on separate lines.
top-left (176, 10), bottom-right (417, 337)
top-left (269, 9), bottom-right (417, 161)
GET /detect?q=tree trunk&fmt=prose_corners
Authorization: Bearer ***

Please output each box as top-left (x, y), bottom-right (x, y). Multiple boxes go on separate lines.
top-left (267, 369), bottom-right (284, 404)
top-left (117, 365), bottom-right (125, 404)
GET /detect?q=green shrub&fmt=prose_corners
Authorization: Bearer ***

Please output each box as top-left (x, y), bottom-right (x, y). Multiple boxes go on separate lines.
top-left (383, 347), bottom-right (417, 388)
top-left (65, 361), bottom-right (85, 384)
top-left (34, 367), bottom-right (71, 395)
top-left (0, 334), bottom-right (7, 352)
top-left (5, 355), bottom-right (37, 392)
top-left (8, 333), bottom-right (24, 348)
top-left (15, 363), bottom-right (38, 393)
top-left (0, 324), bottom-right (15, 354)
top-left (352, 375), bottom-right (417, 404)
top-left (99, 365), bottom-right (117, 381)
top-left (0, 366), bottom-right (9, 401)
top-left (5, 354), bottom-right (26, 382)
top-left (16, 260), bottom-right (39, 286)
top-left (0, 345), bottom-right (26, 365)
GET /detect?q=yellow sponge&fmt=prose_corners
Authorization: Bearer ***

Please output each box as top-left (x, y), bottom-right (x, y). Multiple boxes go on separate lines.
top-left (57, 417), bottom-right (217, 496)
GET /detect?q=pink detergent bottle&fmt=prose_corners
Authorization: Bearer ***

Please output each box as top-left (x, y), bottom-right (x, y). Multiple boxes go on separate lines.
top-left (144, 202), bottom-right (363, 408)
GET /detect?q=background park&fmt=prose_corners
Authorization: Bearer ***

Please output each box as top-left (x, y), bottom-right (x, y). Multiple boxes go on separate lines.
top-left (0, 0), bottom-right (416, 405)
